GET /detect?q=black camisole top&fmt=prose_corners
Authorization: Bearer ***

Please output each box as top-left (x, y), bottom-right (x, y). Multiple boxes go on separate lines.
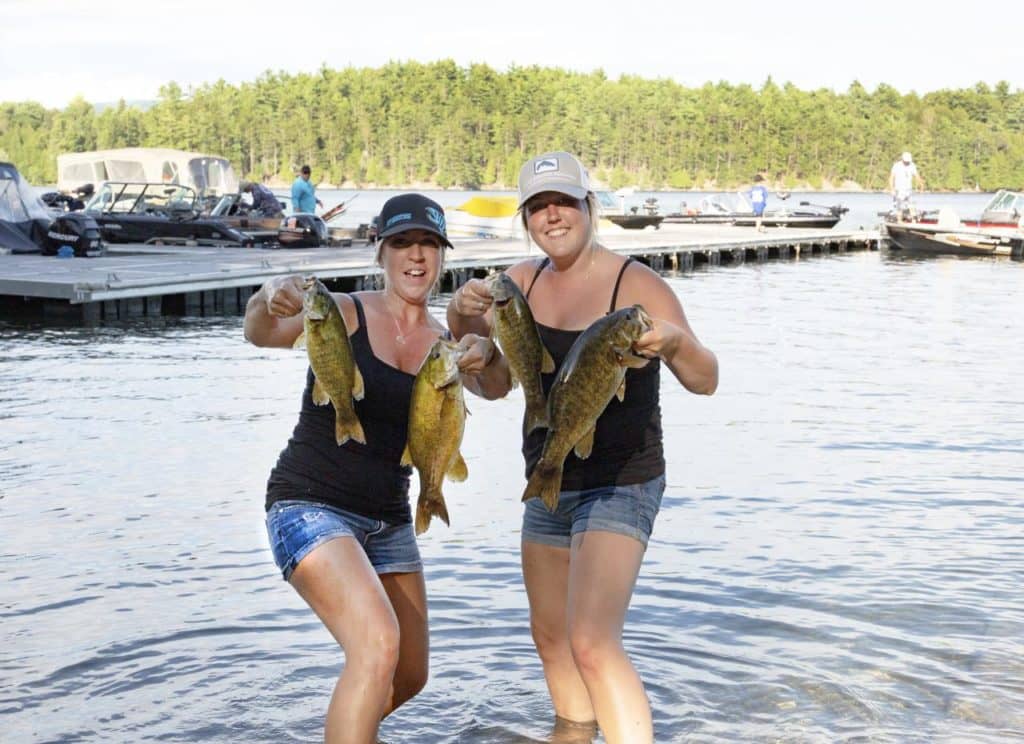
top-left (521, 257), bottom-right (665, 490)
top-left (265, 294), bottom-right (414, 524)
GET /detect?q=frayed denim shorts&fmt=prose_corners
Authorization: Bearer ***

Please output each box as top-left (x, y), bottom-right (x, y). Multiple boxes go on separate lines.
top-left (266, 500), bottom-right (422, 581)
top-left (522, 474), bottom-right (665, 549)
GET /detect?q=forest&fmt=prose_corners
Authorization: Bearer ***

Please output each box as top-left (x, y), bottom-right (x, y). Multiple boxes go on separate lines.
top-left (2, 60), bottom-right (1022, 191)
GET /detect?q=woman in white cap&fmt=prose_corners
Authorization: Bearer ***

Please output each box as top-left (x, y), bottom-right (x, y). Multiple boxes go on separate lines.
top-left (245, 193), bottom-right (511, 744)
top-left (447, 152), bottom-right (718, 742)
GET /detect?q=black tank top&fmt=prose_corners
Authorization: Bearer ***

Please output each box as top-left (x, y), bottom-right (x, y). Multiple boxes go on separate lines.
top-left (522, 257), bottom-right (664, 489)
top-left (265, 294), bottom-right (414, 524)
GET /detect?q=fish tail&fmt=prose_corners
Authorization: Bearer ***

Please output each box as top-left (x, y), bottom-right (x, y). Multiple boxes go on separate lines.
top-left (334, 408), bottom-right (366, 446)
top-left (522, 463), bottom-right (562, 512)
top-left (415, 490), bottom-right (450, 535)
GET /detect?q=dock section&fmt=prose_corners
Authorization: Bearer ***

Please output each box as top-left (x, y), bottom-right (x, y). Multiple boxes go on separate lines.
top-left (0, 224), bottom-right (880, 321)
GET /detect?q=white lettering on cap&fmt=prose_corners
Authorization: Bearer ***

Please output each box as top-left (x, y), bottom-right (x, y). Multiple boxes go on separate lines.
top-left (534, 158), bottom-right (559, 174)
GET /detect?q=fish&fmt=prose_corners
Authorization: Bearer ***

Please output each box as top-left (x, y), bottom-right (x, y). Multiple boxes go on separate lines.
top-left (402, 338), bottom-right (469, 535)
top-left (522, 305), bottom-right (654, 511)
top-left (300, 276), bottom-right (366, 445)
top-left (484, 271), bottom-right (555, 435)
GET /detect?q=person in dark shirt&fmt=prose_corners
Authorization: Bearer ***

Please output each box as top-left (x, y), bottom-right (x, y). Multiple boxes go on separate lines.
top-left (447, 152), bottom-right (718, 744)
top-left (240, 180), bottom-right (284, 218)
top-left (244, 193), bottom-right (511, 743)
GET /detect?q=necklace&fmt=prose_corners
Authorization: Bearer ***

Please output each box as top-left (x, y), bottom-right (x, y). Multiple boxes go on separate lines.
top-left (385, 298), bottom-right (421, 345)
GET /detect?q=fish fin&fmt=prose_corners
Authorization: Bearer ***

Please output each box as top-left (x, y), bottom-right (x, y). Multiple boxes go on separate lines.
top-left (615, 376), bottom-right (626, 402)
top-left (522, 463), bottom-right (562, 512)
top-left (292, 331), bottom-right (306, 349)
top-left (541, 346), bottom-right (556, 374)
top-left (620, 350), bottom-right (651, 369)
top-left (415, 491), bottom-right (450, 535)
top-left (352, 364), bottom-right (365, 401)
top-left (573, 426), bottom-right (596, 460)
top-left (335, 409), bottom-right (366, 446)
top-left (447, 451), bottom-right (468, 482)
top-left (400, 442), bottom-right (412, 467)
top-left (311, 377), bottom-right (330, 406)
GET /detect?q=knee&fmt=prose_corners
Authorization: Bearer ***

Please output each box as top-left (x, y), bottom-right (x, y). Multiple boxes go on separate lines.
top-left (348, 622), bottom-right (401, 684)
top-left (530, 616), bottom-right (569, 662)
top-left (568, 624), bottom-right (619, 676)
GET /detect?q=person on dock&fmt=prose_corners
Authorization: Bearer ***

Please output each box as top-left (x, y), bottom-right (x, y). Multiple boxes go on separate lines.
top-left (748, 174), bottom-right (769, 232)
top-left (244, 193), bottom-right (511, 744)
top-left (446, 151), bottom-right (719, 744)
top-left (291, 164), bottom-right (323, 214)
top-left (888, 151), bottom-right (924, 220)
top-left (240, 180), bottom-right (284, 218)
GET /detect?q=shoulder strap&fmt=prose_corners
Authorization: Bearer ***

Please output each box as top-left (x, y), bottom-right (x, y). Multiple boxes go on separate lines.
top-left (349, 293), bottom-right (366, 329)
top-left (525, 258), bottom-right (550, 300)
top-left (609, 257), bottom-right (636, 313)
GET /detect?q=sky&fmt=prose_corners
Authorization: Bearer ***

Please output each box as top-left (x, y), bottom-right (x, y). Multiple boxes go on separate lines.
top-left (2, 0), bottom-right (1022, 109)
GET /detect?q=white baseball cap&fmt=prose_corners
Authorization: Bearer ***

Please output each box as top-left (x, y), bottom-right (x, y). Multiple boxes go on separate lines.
top-left (517, 151), bottom-right (590, 207)
top-left (901, 152), bottom-right (912, 162)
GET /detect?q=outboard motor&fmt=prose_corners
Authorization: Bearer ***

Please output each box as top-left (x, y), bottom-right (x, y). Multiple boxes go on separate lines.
top-left (44, 213), bottom-right (104, 257)
top-left (277, 214), bottom-right (327, 248)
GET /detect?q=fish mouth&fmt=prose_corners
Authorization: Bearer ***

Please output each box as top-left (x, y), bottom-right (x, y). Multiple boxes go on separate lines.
top-left (634, 305), bottom-right (654, 333)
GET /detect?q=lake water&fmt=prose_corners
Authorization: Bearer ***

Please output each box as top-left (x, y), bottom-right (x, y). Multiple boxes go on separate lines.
top-left (2, 247), bottom-right (1022, 742)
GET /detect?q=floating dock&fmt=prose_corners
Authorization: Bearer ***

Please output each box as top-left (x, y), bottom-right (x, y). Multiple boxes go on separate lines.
top-left (0, 224), bottom-right (880, 321)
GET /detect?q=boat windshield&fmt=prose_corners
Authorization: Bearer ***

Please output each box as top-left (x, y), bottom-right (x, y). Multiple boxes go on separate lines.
top-left (85, 183), bottom-right (198, 214)
top-left (981, 190), bottom-right (1024, 219)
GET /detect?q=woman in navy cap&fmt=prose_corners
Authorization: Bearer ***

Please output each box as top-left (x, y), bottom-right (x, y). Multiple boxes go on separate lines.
top-left (245, 193), bottom-right (511, 743)
top-left (447, 153), bottom-right (718, 743)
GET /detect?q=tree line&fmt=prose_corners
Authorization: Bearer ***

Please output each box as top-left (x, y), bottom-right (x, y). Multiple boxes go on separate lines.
top-left (2, 60), bottom-right (1023, 191)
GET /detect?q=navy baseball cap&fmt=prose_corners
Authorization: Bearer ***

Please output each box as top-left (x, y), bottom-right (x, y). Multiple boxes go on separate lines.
top-left (376, 193), bottom-right (452, 248)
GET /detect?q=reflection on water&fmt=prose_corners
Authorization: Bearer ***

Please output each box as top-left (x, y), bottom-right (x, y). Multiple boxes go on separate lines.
top-left (1, 253), bottom-right (1022, 742)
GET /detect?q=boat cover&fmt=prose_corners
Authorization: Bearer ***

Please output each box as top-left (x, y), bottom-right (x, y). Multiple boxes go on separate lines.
top-left (0, 162), bottom-right (52, 253)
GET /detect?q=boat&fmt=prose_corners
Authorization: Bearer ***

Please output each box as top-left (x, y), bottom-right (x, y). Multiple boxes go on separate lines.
top-left (662, 193), bottom-right (847, 228)
top-left (884, 189), bottom-right (1024, 257)
top-left (57, 148), bottom-right (239, 204)
top-left (885, 222), bottom-right (1024, 257)
top-left (83, 181), bottom-right (254, 246)
top-left (0, 161), bottom-right (53, 254)
top-left (595, 191), bottom-right (664, 230)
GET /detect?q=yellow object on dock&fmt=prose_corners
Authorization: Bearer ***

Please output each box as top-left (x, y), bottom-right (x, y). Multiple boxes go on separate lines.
top-left (454, 196), bottom-right (519, 218)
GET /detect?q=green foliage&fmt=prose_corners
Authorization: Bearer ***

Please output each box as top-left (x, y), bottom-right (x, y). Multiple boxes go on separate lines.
top-left (1, 62), bottom-right (1022, 190)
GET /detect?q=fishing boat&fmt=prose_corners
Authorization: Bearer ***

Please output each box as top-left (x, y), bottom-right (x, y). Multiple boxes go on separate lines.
top-left (595, 191), bottom-right (664, 230)
top-left (662, 193), bottom-right (847, 228)
top-left (884, 190), bottom-right (1024, 257)
top-left (83, 181), bottom-right (253, 246)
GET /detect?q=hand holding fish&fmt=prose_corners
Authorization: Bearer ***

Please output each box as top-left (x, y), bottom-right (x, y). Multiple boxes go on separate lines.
top-left (452, 279), bottom-right (493, 317)
top-left (631, 317), bottom-right (680, 360)
top-left (454, 333), bottom-right (496, 376)
top-left (263, 275), bottom-right (305, 317)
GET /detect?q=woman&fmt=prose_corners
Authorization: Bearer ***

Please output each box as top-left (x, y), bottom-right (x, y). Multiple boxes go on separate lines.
top-left (447, 153), bottom-right (718, 743)
top-left (245, 193), bottom-right (511, 744)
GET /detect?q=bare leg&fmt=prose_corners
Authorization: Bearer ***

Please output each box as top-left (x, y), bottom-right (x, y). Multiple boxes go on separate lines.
top-left (290, 537), bottom-right (400, 744)
top-left (521, 539), bottom-right (596, 724)
top-left (379, 571), bottom-right (429, 715)
top-left (567, 531), bottom-right (651, 744)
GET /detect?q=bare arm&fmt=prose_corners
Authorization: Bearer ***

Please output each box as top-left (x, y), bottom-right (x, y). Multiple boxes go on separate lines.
top-left (243, 275), bottom-right (306, 348)
top-left (624, 265), bottom-right (718, 395)
top-left (446, 278), bottom-right (495, 340)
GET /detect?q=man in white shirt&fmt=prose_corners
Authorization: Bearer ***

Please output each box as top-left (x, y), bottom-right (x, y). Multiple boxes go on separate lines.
top-left (888, 151), bottom-right (924, 218)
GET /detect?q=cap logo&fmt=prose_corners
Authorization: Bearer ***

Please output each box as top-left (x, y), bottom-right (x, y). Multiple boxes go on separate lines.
top-left (534, 158), bottom-right (559, 174)
top-left (425, 206), bottom-right (446, 234)
top-left (385, 212), bottom-right (412, 229)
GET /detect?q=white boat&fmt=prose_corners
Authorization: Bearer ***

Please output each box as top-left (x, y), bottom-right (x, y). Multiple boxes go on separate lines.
top-left (57, 148), bottom-right (239, 199)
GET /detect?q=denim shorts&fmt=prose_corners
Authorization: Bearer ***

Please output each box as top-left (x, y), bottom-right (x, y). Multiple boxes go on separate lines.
top-left (266, 500), bottom-right (422, 581)
top-left (522, 474), bottom-right (665, 549)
